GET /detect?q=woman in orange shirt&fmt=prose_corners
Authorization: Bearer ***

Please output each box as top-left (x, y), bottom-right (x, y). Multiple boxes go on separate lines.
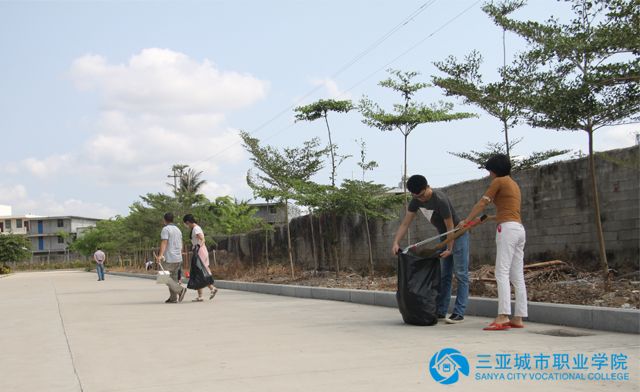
top-left (459, 154), bottom-right (527, 331)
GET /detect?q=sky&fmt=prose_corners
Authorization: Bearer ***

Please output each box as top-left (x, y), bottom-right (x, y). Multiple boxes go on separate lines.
top-left (0, 0), bottom-right (637, 219)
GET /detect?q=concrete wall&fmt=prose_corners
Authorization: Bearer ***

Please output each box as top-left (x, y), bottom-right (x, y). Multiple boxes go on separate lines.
top-left (219, 147), bottom-right (639, 272)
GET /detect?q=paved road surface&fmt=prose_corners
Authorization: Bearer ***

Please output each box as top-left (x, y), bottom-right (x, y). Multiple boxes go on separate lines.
top-left (1, 271), bottom-right (637, 391)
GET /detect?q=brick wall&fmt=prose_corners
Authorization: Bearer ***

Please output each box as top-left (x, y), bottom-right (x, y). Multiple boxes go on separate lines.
top-left (218, 146), bottom-right (639, 272)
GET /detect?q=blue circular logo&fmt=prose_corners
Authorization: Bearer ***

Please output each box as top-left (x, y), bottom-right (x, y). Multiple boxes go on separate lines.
top-left (429, 348), bottom-right (470, 385)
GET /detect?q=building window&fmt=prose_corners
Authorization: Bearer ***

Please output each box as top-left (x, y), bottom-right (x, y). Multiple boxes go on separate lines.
top-left (269, 206), bottom-right (277, 214)
top-left (16, 219), bottom-right (22, 229)
top-left (58, 236), bottom-right (65, 244)
top-left (4, 220), bottom-right (11, 230)
top-left (57, 219), bottom-right (64, 227)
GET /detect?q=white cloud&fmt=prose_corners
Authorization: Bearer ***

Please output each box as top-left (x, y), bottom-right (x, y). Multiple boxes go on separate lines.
top-left (0, 184), bottom-right (117, 219)
top-left (7, 48), bottom-right (269, 214)
top-left (70, 48), bottom-right (269, 114)
top-left (310, 77), bottom-right (352, 100)
top-left (595, 123), bottom-right (639, 151)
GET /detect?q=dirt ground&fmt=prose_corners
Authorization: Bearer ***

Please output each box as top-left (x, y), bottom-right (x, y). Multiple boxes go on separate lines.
top-left (121, 261), bottom-right (640, 310)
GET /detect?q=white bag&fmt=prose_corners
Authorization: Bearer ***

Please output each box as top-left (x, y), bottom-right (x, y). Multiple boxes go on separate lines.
top-left (156, 263), bottom-right (171, 285)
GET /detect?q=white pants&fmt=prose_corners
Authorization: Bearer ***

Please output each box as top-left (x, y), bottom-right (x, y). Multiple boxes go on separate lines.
top-left (495, 222), bottom-right (527, 317)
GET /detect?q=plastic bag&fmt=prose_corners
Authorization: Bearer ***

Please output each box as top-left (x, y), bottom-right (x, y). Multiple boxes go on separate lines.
top-left (187, 246), bottom-right (215, 290)
top-left (396, 251), bottom-right (440, 326)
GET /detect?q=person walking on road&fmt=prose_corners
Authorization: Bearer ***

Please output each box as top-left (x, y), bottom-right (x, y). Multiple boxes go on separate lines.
top-left (459, 154), bottom-right (527, 331)
top-left (391, 174), bottom-right (470, 324)
top-left (155, 212), bottom-right (187, 303)
top-left (183, 214), bottom-right (218, 302)
top-left (93, 248), bottom-right (106, 281)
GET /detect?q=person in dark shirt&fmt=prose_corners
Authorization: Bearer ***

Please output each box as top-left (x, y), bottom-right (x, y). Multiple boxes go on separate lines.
top-left (392, 175), bottom-right (470, 324)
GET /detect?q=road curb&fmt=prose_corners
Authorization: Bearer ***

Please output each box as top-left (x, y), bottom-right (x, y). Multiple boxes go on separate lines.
top-left (107, 271), bottom-right (640, 334)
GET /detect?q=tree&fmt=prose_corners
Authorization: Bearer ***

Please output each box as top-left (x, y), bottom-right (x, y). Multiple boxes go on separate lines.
top-left (484, 0), bottom-right (640, 286)
top-left (449, 139), bottom-right (569, 172)
top-left (433, 1), bottom-right (569, 168)
top-left (240, 131), bottom-right (328, 278)
top-left (178, 167), bottom-right (206, 196)
top-left (166, 164), bottom-right (188, 194)
top-left (209, 196), bottom-right (262, 236)
top-left (294, 99), bottom-right (354, 187)
top-left (348, 139), bottom-right (403, 276)
top-left (70, 217), bottom-right (129, 256)
top-left (0, 234), bottom-right (31, 263)
top-left (359, 69), bottom-right (476, 200)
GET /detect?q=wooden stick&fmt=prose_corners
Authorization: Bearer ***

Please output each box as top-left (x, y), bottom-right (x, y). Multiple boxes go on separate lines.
top-left (523, 260), bottom-right (566, 269)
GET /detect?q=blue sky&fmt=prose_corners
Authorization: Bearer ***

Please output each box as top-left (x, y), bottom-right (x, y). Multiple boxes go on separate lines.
top-left (1, 0), bottom-right (637, 218)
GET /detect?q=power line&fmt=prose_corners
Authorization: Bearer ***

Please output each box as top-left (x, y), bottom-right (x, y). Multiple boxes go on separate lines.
top-left (262, 1), bottom-right (482, 144)
top-left (189, 1), bottom-right (439, 166)
top-left (336, 0), bottom-right (482, 99)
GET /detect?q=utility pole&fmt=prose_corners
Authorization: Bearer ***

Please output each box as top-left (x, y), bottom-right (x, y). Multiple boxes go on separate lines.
top-left (167, 170), bottom-right (180, 194)
top-left (167, 164), bottom-right (187, 194)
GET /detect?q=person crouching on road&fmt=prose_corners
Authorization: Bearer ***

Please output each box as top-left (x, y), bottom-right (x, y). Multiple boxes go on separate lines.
top-left (459, 154), bottom-right (527, 331)
top-left (155, 212), bottom-right (187, 303)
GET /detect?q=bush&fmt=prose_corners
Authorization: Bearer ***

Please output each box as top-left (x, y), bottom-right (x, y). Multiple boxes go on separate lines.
top-left (0, 264), bottom-right (11, 275)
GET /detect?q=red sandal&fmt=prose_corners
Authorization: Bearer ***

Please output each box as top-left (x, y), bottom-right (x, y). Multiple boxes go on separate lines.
top-left (508, 321), bottom-right (525, 328)
top-left (483, 322), bottom-right (511, 331)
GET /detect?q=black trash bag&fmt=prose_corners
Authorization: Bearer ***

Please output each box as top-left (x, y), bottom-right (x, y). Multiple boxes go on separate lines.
top-left (396, 251), bottom-right (441, 326)
top-left (187, 246), bottom-right (214, 290)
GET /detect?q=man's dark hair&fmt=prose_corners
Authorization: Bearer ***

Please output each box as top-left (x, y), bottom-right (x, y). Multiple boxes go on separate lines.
top-left (183, 214), bottom-right (197, 224)
top-left (484, 154), bottom-right (511, 177)
top-left (406, 175), bottom-right (429, 194)
top-left (163, 212), bottom-right (174, 223)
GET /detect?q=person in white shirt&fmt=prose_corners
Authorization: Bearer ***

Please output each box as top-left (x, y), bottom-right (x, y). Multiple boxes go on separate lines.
top-left (183, 214), bottom-right (218, 302)
top-left (93, 248), bottom-right (106, 281)
top-left (155, 212), bottom-right (187, 303)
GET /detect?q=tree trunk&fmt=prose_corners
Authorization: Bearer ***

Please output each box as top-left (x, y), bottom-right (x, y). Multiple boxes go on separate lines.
top-left (264, 227), bottom-right (269, 271)
top-left (249, 236), bottom-right (254, 269)
top-left (324, 113), bottom-right (337, 187)
top-left (503, 119), bottom-right (510, 160)
top-left (587, 128), bottom-right (610, 290)
top-left (332, 212), bottom-right (340, 278)
top-left (403, 131), bottom-right (411, 245)
top-left (364, 211), bottom-right (374, 277)
top-left (318, 214), bottom-right (326, 270)
top-left (309, 210), bottom-right (318, 271)
top-left (285, 199), bottom-right (295, 279)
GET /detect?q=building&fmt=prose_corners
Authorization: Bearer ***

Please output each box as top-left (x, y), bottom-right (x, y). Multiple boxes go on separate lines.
top-left (27, 216), bottom-right (100, 254)
top-left (250, 202), bottom-right (285, 225)
top-left (0, 210), bottom-right (100, 255)
top-left (250, 202), bottom-right (302, 224)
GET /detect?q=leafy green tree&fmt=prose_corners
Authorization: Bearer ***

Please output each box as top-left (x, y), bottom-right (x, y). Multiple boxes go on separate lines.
top-left (240, 131), bottom-right (328, 278)
top-left (294, 99), bottom-right (354, 187)
top-left (0, 234), bottom-right (31, 263)
top-left (449, 139), bottom-right (569, 172)
top-left (70, 217), bottom-right (129, 256)
top-left (209, 196), bottom-right (262, 236)
top-left (340, 139), bottom-right (403, 275)
top-left (177, 167), bottom-right (207, 204)
top-left (433, 1), bottom-right (569, 168)
top-left (485, 0), bottom-right (640, 285)
top-left (359, 69), bottom-right (476, 201)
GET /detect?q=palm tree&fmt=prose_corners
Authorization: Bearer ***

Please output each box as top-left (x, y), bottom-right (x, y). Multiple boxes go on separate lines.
top-left (176, 167), bottom-right (206, 204)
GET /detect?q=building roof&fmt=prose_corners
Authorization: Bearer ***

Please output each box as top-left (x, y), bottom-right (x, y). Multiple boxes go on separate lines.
top-left (0, 215), bottom-right (101, 221)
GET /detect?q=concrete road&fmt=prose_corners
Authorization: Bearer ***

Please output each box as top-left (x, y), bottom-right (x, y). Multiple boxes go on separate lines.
top-left (0, 271), bottom-right (638, 392)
